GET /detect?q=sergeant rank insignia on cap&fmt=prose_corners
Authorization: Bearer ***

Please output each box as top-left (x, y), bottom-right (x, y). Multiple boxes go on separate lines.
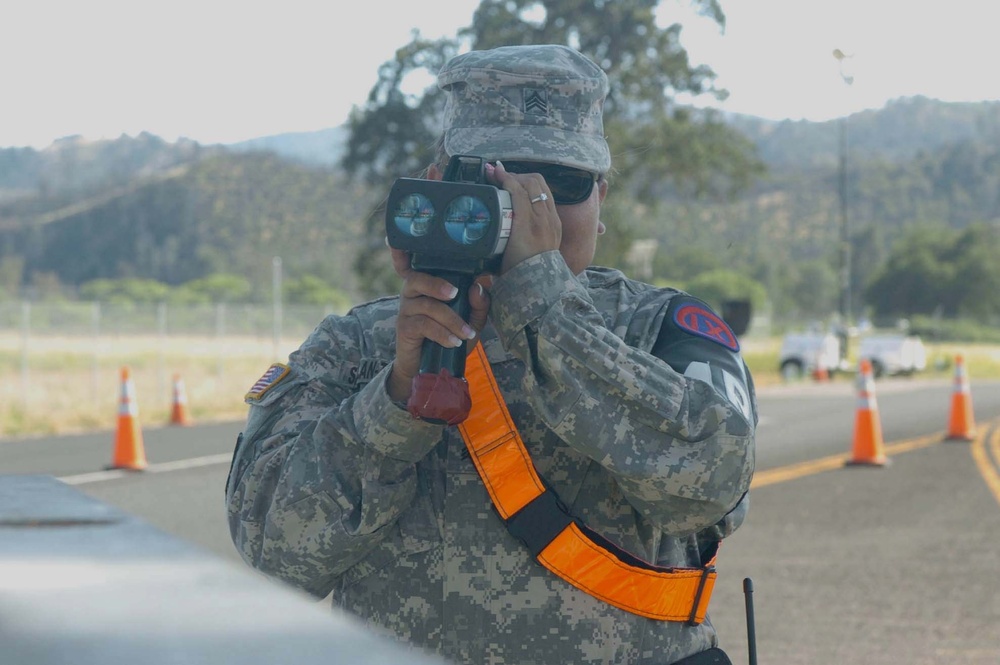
top-left (246, 363), bottom-right (290, 401)
top-left (523, 89), bottom-right (548, 114)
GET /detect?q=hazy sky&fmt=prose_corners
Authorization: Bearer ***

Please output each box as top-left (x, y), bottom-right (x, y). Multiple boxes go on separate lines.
top-left (3, 0), bottom-right (998, 149)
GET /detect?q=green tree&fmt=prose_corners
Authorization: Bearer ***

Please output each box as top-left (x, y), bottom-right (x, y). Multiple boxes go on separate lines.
top-left (78, 277), bottom-right (171, 304)
top-left (947, 223), bottom-right (1000, 320)
top-left (285, 274), bottom-right (352, 310)
top-left (653, 244), bottom-right (723, 282)
top-left (28, 271), bottom-right (67, 301)
top-left (787, 259), bottom-right (838, 319)
top-left (866, 222), bottom-right (1000, 323)
top-left (865, 225), bottom-right (956, 319)
top-left (180, 273), bottom-right (253, 303)
top-left (683, 269), bottom-right (766, 312)
top-left (342, 0), bottom-right (765, 297)
top-left (0, 256), bottom-right (24, 299)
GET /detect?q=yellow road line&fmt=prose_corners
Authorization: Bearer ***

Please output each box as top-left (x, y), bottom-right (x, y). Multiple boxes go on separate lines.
top-left (751, 431), bottom-right (944, 489)
top-left (751, 452), bottom-right (852, 488)
top-left (970, 425), bottom-right (1000, 507)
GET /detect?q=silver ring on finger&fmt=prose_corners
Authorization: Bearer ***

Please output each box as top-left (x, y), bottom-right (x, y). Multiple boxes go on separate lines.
top-left (529, 193), bottom-right (549, 204)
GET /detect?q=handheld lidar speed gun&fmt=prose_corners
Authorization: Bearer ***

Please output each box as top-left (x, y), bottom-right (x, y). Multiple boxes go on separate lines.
top-left (385, 155), bottom-right (513, 425)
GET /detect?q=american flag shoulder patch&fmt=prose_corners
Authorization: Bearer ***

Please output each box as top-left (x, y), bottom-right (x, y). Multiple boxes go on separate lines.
top-left (246, 363), bottom-right (291, 401)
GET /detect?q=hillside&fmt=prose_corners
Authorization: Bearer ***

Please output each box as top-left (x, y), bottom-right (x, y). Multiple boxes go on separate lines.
top-left (0, 132), bottom-right (218, 205)
top-left (639, 97), bottom-right (1000, 303)
top-left (0, 152), bottom-right (379, 299)
top-left (728, 96), bottom-right (1000, 170)
top-left (221, 96), bottom-right (1000, 172)
top-left (226, 126), bottom-right (348, 167)
top-left (1, 95), bottom-right (999, 311)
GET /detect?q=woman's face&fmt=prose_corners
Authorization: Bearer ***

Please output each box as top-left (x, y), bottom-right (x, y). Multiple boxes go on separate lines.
top-left (555, 176), bottom-right (608, 275)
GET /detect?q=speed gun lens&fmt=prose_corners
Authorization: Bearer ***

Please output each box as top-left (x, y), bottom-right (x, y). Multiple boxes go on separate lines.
top-left (444, 196), bottom-right (492, 245)
top-left (384, 163), bottom-right (512, 274)
top-left (393, 193), bottom-right (435, 237)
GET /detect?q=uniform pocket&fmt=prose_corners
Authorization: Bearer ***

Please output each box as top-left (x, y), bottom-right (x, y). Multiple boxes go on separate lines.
top-left (338, 478), bottom-right (441, 590)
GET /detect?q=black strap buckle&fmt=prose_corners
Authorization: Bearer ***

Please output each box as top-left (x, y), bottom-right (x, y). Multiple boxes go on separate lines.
top-left (504, 489), bottom-right (573, 558)
top-left (687, 565), bottom-right (716, 625)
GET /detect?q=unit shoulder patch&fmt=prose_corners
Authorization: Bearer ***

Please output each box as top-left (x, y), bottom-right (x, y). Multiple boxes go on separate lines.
top-left (245, 363), bottom-right (290, 401)
top-left (672, 302), bottom-right (740, 352)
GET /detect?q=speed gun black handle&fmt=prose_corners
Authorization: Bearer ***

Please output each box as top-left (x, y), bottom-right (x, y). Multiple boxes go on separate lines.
top-left (406, 272), bottom-right (474, 425)
top-left (418, 272), bottom-right (473, 378)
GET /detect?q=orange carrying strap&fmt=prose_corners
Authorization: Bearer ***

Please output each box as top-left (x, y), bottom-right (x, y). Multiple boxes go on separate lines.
top-left (458, 344), bottom-right (717, 623)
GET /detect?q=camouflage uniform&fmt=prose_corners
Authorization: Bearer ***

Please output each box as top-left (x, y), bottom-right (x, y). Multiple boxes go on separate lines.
top-left (226, 45), bottom-right (757, 665)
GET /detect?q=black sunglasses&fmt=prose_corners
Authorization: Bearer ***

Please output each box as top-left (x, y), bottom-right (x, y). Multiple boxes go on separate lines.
top-left (499, 161), bottom-right (599, 205)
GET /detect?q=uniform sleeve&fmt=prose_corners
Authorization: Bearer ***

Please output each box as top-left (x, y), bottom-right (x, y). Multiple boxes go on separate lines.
top-left (489, 252), bottom-right (756, 536)
top-left (224, 311), bottom-right (445, 597)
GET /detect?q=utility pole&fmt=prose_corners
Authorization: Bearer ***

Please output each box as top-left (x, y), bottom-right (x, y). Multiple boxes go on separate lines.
top-left (833, 49), bottom-right (855, 324)
top-left (272, 256), bottom-right (283, 359)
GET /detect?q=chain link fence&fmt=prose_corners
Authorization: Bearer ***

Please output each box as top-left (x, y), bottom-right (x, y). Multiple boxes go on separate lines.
top-left (0, 299), bottom-right (782, 439)
top-left (0, 301), bottom-right (345, 438)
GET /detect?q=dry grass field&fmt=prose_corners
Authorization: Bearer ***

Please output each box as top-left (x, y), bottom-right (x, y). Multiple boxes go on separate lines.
top-left (2, 332), bottom-right (998, 439)
top-left (0, 333), bottom-right (301, 438)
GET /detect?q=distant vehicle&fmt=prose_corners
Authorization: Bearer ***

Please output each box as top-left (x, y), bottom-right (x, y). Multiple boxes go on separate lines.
top-left (858, 334), bottom-right (927, 377)
top-left (778, 332), bottom-right (846, 380)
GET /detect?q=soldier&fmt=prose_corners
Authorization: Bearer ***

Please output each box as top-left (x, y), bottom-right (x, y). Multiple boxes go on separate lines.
top-left (226, 44), bottom-right (756, 665)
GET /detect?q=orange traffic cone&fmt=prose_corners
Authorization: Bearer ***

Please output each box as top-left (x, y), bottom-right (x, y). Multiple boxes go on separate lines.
top-left (812, 351), bottom-right (829, 382)
top-left (846, 358), bottom-right (889, 467)
top-left (946, 354), bottom-right (976, 441)
top-left (109, 366), bottom-right (147, 471)
top-left (170, 374), bottom-right (192, 426)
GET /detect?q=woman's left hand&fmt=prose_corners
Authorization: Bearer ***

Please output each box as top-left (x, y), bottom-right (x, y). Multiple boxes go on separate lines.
top-left (485, 161), bottom-right (561, 274)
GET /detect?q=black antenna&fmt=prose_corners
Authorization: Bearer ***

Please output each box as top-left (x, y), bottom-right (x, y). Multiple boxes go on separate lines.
top-left (743, 578), bottom-right (758, 665)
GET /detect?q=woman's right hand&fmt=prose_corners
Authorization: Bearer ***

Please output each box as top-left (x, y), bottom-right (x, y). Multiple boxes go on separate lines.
top-left (387, 248), bottom-right (489, 403)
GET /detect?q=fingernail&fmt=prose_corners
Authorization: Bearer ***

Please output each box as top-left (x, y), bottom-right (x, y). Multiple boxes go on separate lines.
top-left (477, 283), bottom-right (484, 297)
top-left (447, 334), bottom-right (463, 347)
top-left (443, 285), bottom-right (459, 299)
top-left (485, 162), bottom-right (495, 175)
top-left (462, 325), bottom-right (476, 339)
top-left (495, 160), bottom-right (505, 171)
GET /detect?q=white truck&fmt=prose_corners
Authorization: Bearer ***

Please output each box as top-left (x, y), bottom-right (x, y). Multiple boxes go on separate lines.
top-left (779, 330), bottom-right (927, 380)
top-left (857, 334), bottom-right (927, 377)
top-left (778, 331), bottom-right (847, 380)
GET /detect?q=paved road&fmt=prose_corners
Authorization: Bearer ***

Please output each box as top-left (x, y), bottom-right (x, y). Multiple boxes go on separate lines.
top-left (3, 377), bottom-right (1000, 663)
top-left (1, 420), bottom-right (246, 566)
top-left (710, 423), bottom-right (1000, 665)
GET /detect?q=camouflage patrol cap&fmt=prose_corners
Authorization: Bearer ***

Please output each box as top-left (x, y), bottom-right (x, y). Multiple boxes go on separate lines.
top-left (438, 44), bottom-right (611, 173)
